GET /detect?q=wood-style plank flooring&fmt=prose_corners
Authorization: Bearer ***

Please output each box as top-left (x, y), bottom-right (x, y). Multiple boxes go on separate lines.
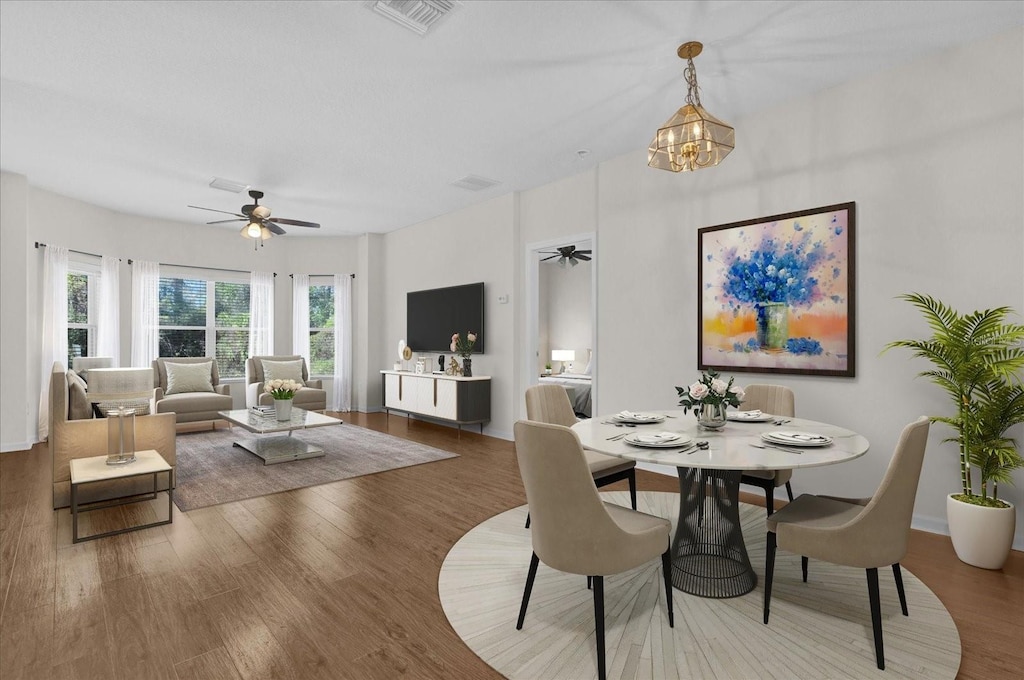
top-left (1, 412), bottom-right (1021, 680)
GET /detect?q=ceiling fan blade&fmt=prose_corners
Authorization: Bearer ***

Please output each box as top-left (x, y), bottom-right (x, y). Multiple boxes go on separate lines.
top-left (539, 254), bottom-right (559, 261)
top-left (575, 254), bottom-right (592, 261)
top-left (264, 221), bottom-right (287, 236)
top-left (207, 218), bottom-right (245, 225)
top-left (188, 205), bottom-right (246, 218)
top-left (270, 218), bottom-right (320, 228)
top-left (575, 250), bottom-right (592, 255)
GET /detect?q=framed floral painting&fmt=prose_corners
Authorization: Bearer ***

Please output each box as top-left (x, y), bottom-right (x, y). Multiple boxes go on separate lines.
top-left (698, 202), bottom-right (856, 377)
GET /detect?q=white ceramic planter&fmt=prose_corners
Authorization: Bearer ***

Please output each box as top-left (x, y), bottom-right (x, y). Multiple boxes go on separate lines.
top-left (946, 494), bottom-right (1016, 570)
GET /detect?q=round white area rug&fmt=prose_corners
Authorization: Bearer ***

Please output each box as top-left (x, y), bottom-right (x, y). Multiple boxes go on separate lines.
top-left (438, 491), bottom-right (961, 679)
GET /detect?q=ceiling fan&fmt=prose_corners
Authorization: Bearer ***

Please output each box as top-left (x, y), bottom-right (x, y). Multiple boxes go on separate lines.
top-left (188, 190), bottom-right (320, 247)
top-left (539, 245), bottom-right (592, 267)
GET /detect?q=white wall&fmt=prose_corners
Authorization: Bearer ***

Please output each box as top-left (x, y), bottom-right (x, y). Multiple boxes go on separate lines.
top-left (540, 260), bottom-right (593, 373)
top-left (380, 194), bottom-right (517, 439)
top-left (0, 173), bottom-right (31, 451)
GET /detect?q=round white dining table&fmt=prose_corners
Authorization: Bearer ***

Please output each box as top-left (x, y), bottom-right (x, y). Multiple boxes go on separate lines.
top-left (571, 411), bottom-right (870, 598)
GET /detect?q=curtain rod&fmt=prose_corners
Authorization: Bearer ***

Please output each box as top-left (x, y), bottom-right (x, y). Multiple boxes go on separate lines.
top-left (290, 273), bottom-right (356, 279)
top-left (127, 259), bottom-right (276, 276)
top-left (34, 241), bottom-right (121, 261)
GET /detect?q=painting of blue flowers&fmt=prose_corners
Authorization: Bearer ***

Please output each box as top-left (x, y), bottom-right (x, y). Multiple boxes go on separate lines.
top-left (698, 202), bottom-right (856, 377)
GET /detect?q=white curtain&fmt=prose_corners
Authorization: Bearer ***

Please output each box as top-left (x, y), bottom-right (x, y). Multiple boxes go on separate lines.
top-left (333, 274), bottom-right (353, 412)
top-left (131, 260), bottom-right (160, 368)
top-left (38, 245), bottom-right (69, 440)
top-left (292, 274), bottom-right (310, 366)
top-left (96, 255), bottom-right (120, 365)
top-left (248, 271), bottom-right (275, 357)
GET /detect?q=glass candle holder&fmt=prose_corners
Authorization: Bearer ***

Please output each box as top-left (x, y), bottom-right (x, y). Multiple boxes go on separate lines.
top-left (106, 407), bottom-right (137, 466)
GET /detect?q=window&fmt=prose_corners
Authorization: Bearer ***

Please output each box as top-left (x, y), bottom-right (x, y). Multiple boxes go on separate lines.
top-left (158, 275), bottom-right (250, 378)
top-left (309, 283), bottom-right (334, 376)
top-left (67, 271), bottom-right (96, 366)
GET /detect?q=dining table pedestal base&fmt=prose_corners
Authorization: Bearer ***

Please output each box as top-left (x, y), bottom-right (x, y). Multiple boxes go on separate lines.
top-left (671, 467), bottom-right (756, 598)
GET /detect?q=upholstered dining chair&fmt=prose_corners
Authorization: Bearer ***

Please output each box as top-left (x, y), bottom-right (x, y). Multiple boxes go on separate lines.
top-left (763, 416), bottom-right (930, 671)
top-left (513, 420), bottom-right (674, 680)
top-left (523, 384), bottom-right (637, 529)
top-left (739, 384), bottom-right (796, 515)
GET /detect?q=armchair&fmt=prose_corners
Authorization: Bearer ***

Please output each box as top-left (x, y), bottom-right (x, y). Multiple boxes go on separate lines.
top-left (49, 363), bottom-right (176, 509)
top-left (152, 357), bottom-right (234, 425)
top-left (246, 355), bottom-right (327, 412)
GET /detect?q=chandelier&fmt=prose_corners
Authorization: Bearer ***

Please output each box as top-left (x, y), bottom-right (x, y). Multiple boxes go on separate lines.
top-left (648, 42), bottom-right (735, 173)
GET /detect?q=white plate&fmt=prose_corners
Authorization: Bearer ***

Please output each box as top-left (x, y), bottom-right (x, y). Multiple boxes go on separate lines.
top-left (624, 433), bottom-right (692, 448)
top-left (727, 411), bottom-right (775, 422)
top-left (612, 412), bottom-right (666, 424)
top-left (761, 431), bottom-right (833, 447)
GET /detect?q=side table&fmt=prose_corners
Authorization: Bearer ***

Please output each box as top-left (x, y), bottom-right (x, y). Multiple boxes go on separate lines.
top-left (70, 449), bottom-right (174, 543)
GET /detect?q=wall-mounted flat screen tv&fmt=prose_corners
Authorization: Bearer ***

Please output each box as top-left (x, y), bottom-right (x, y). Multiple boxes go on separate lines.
top-left (407, 282), bottom-right (485, 353)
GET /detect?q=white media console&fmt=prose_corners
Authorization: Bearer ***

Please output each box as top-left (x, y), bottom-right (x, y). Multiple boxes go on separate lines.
top-left (380, 370), bottom-right (491, 433)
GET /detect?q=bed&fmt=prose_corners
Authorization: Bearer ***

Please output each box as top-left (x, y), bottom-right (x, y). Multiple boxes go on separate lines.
top-left (538, 373), bottom-right (592, 418)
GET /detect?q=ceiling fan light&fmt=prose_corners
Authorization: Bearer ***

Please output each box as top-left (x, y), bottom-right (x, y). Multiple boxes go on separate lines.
top-left (260, 226), bottom-right (274, 240)
top-left (246, 222), bottom-right (262, 238)
top-left (569, 257), bottom-right (579, 267)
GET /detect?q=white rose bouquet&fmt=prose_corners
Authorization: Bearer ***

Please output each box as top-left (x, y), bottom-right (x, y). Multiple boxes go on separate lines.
top-left (675, 369), bottom-right (744, 414)
top-left (264, 378), bottom-right (304, 400)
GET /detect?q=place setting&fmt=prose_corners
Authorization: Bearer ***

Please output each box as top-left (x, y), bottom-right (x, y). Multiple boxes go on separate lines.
top-left (751, 430), bottom-right (834, 453)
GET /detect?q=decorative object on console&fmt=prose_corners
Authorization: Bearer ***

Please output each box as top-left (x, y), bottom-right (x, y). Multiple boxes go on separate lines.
top-left (438, 355), bottom-right (445, 372)
top-left (446, 357), bottom-right (463, 376)
top-left (264, 378), bottom-right (303, 422)
top-left (698, 202), bottom-right (856, 377)
top-left (551, 349), bottom-right (575, 374)
top-left (676, 369), bottom-right (744, 430)
top-left (106, 407), bottom-right (137, 466)
top-left (451, 332), bottom-right (477, 377)
top-left (648, 41), bottom-right (735, 173)
top-left (188, 189), bottom-right (321, 250)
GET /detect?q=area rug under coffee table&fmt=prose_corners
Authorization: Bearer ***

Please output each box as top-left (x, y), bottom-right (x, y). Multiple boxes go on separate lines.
top-left (173, 423), bottom-right (457, 511)
top-left (439, 490), bottom-right (961, 680)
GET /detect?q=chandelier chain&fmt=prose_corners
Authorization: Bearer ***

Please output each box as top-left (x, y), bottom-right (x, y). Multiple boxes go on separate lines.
top-left (684, 57), bottom-right (702, 108)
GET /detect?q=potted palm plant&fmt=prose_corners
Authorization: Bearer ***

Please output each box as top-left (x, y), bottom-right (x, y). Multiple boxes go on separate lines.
top-left (885, 293), bottom-right (1024, 569)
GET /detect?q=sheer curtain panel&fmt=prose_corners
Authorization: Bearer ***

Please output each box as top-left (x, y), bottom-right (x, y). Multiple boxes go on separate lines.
top-left (38, 245), bottom-right (69, 440)
top-left (131, 260), bottom-right (160, 368)
top-left (333, 274), bottom-right (353, 412)
top-left (96, 255), bottom-right (120, 364)
top-left (292, 274), bottom-right (311, 365)
top-left (248, 271), bottom-right (275, 357)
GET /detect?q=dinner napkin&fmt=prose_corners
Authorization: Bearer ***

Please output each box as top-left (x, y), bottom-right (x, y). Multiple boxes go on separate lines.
top-left (634, 432), bottom-right (679, 443)
top-left (617, 411), bottom-right (658, 421)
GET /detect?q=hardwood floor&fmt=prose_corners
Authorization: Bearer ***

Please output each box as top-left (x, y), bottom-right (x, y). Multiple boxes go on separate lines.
top-left (1, 412), bottom-right (1021, 679)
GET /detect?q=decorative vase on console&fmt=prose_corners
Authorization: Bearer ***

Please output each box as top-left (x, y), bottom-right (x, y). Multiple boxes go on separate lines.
top-left (451, 331), bottom-right (479, 378)
top-left (264, 378), bottom-right (303, 422)
top-left (675, 369), bottom-right (744, 431)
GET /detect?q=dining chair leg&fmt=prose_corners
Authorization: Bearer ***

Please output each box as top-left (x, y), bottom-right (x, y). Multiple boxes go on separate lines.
top-left (516, 552), bottom-right (540, 630)
top-left (866, 567), bottom-right (885, 670)
top-left (785, 481), bottom-right (794, 502)
top-left (524, 513), bottom-right (531, 529)
top-left (892, 563), bottom-right (909, 616)
top-left (587, 575), bottom-right (592, 590)
top-left (764, 486), bottom-right (775, 516)
top-left (801, 556), bottom-right (809, 583)
top-left (661, 549), bottom-right (675, 627)
top-left (627, 469), bottom-right (637, 511)
top-left (593, 575), bottom-right (606, 680)
top-left (763, 531), bottom-right (777, 624)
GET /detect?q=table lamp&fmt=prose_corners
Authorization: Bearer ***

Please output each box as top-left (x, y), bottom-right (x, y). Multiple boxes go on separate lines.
top-left (551, 349), bottom-right (575, 374)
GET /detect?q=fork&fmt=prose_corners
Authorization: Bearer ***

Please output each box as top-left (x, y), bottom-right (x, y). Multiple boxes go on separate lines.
top-left (773, 419), bottom-right (792, 425)
top-left (605, 432), bottom-right (628, 441)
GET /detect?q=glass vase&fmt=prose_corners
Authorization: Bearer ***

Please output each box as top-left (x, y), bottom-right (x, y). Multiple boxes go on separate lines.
top-left (106, 407), bottom-right (137, 465)
top-left (275, 398), bottom-right (293, 421)
top-left (697, 402), bottom-right (727, 430)
top-left (461, 357), bottom-right (472, 377)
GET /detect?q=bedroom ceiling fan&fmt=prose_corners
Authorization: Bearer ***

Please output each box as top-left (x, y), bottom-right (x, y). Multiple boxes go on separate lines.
top-left (539, 245), bottom-right (592, 268)
top-left (188, 190), bottom-right (320, 248)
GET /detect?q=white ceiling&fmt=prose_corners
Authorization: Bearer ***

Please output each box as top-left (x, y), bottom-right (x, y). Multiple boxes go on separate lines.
top-left (1, 1), bottom-right (1021, 237)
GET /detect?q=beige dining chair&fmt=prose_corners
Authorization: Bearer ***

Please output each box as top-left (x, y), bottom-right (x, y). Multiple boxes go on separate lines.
top-left (513, 420), bottom-right (674, 680)
top-left (739, 384), bottom-right (796, 515)
top-left (523, 384), bottom-right (637, 529)
top-left (762, 416), bottom-right (930, 671)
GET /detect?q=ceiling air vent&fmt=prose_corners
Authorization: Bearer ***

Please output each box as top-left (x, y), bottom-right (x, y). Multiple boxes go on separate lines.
top-left (370, 0), bottom-right (458, 36)
top-left (450, 174), bottom-right (501, 191)
top-left (208, 177), bottom-right (250, 193)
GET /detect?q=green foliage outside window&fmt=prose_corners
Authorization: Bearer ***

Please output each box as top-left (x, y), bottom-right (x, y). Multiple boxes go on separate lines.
top-left (310, 284), bottom-right (335, 376)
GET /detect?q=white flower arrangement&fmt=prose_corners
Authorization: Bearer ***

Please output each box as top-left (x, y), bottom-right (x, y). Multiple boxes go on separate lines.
top-left (264, 378), bottom-right (304, 400)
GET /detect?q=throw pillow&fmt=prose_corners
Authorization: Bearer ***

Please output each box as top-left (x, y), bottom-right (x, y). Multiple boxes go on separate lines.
top-left (165, 361), bottom-right (215, 395)
top-left (67, 372), bottom-right (92, 420)
top-left (261, 359), bottom-right (305, 385)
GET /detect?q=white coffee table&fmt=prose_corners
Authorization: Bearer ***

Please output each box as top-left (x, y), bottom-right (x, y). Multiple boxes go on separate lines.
top-left (218, 408), bottom-right (343, 465)
top-left (70, 449), bottom-right (174, 543)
